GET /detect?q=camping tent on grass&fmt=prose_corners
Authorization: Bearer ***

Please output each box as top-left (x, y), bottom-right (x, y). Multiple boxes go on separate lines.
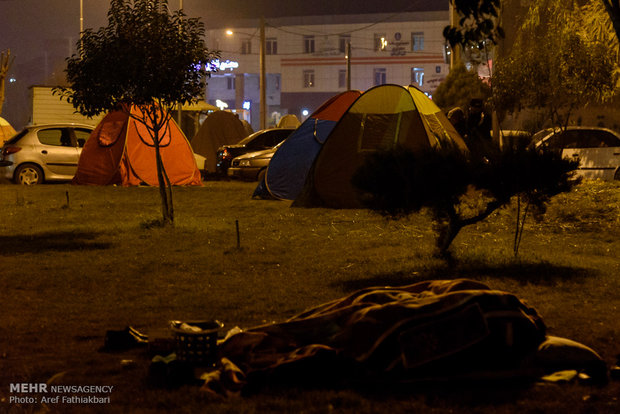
top-left (258, 90), bottom-right (362, 200)
top-left (73, 106), bottom-right (202, 186)
top-left (190, 110), bottom-right (249, 173)
top-left (293, 84), bottom-right (468, 208)
top-left (0, 117), bottom-right (16, 144)
top-left (276, 114), bottom-right (301, 129)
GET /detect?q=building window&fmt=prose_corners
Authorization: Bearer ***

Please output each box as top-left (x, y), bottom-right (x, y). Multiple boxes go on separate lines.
top-left (226, 76), bottom-right (235, 90)
top-left (303, 70), bottom-right (315, 88)
top-left (374, 68), bottom-right (386, 86)
top-left (374, 33), bottom-right (387, 51)
top-left (266, 37), bottom-right (277, 55)
top-left (411, 32), bottom-right (424, 51)
top-left (338, 69), bottom-right (347, 88)
top-left (339, 34), bottom-right (351, 53)
top-left (304, 36), bottom-right (315, 54)
top-left (241, 39), bottom-right (252, 55)
top-left (411, 67), bottom-right (424, 87)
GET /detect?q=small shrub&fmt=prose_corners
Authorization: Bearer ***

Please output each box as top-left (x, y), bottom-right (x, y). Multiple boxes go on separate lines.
top-left (352, 145), bottom-right (580, 258)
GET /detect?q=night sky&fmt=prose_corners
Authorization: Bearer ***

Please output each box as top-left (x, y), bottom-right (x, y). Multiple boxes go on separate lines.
top-left (0, 0), bottom-right (447, 127)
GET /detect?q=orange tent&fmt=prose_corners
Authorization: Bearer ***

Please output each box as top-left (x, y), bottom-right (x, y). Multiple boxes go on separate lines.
top-left (73, 106), bottom-right (201, 186)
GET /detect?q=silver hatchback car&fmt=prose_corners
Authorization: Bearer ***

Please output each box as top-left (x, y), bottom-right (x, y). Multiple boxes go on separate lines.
top-left (531, 127), bottom-right (620, 180)
top-left (0, 123), bottom-right (94, 185)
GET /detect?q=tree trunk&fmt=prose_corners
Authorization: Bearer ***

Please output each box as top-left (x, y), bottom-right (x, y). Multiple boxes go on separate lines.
top-left (433, 206), bottom-right (463, 258)
top-left (0, 49), bottom-right (12, 116)
top-left (152, 124), bottom-right (174, 225)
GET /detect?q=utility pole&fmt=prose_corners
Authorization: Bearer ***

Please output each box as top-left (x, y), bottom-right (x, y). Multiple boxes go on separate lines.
top-left (79, 0), bottom-right (84, 53)
top-left (449, 2), bottom-right (461, 69)
top-left (259, 16), bottom-right (266, 129)
top-left (346, 42), bottom-right (351, 91)
top-left (178, 0), bottom-right (183, 128)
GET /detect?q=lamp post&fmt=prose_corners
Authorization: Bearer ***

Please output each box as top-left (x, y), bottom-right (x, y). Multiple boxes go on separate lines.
top-left (259, 16), bottom-right (266, 130)
top-left (449, 2), bottom-right (461, 69)
top-left (226, 20), bottom-right (267, 130)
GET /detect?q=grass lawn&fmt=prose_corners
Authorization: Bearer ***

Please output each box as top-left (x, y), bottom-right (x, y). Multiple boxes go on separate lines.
top-left (0, 179), bottom-right (619, 413)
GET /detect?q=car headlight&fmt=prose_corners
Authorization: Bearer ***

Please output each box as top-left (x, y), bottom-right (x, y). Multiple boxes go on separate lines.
top-left (239, 159), bottom-right (251, 167)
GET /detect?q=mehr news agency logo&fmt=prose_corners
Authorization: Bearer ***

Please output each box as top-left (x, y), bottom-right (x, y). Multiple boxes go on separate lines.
top-left (8, 383), bottom-right (114, 405)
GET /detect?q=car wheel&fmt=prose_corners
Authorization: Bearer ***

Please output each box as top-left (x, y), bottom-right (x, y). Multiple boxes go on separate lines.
top-left (14, 163), bottom-right (44, 185)
top-left (614, 168), bottom-right (620, 181)
top-left (257, 168), bottom-right (266, 182)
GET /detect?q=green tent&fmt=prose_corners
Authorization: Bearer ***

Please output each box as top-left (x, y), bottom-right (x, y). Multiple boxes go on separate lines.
top-left (294, 84), bottom-right (468, 208)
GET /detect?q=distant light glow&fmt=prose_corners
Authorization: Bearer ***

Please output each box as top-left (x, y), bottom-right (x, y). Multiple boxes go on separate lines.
top-left (226, 30), bottom-right (234, 36)
top-left (216, 99), bottom-right (229, 110)
top-left (9, 78), bottom-right (16, 83)
top-left (242, 100), bottom-right (251, 110)
top-left (301, 109), bottom-right (309, 117)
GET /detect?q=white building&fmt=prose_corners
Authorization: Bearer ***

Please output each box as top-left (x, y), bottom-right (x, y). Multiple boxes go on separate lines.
top-left (205, 9), bottom-right (449, 130)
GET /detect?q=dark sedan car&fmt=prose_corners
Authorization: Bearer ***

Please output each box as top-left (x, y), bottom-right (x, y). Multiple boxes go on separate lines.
top-left (216, 127), bottom-right (295, 174)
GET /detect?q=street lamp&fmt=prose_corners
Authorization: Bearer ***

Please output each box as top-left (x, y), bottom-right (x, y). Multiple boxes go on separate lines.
top-left (226, 18), bottom-right (267, 130)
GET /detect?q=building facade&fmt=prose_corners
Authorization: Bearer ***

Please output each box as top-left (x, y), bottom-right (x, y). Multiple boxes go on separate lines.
top-left (205, 10), bottom-right (450, 130)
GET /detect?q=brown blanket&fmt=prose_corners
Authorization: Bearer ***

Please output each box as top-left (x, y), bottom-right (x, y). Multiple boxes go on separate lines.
top-left (202, 279), bottom-right (548, 394)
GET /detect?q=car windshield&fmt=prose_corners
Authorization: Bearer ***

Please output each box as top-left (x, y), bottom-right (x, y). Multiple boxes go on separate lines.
top-left (237, 131), bottom-right (263, 146)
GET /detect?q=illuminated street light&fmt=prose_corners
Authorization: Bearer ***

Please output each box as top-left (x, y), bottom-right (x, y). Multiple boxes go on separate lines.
top-left (225, 19), bottom-right (267, 130)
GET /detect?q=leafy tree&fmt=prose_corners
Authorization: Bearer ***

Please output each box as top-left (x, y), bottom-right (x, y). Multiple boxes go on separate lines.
top-left (582, 0), bottom-right (620, 85)
top-left (432, 63), bottom-right (491, 112)
top-left (0, 49), bottom-right (14, 116)
top-left (601, 0), bottom-right (620, 44)
top-left (57, 0), bottom-right (218, 225)
top-left (352, 145), bottom-right (579, 258)
top-left (443, 0), bottom-right (503, 57)
top-left (492, 0), bottom-right (617, 129)
top-left (447, 0), bottom-right (620, 61)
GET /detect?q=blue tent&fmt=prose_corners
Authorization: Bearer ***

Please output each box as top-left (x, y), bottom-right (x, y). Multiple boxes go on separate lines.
top-left (257, 91), bottom-right (361, 200)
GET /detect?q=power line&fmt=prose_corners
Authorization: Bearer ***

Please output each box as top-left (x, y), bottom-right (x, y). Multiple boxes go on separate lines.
top-left (265, 0), bottom-right (433, 38)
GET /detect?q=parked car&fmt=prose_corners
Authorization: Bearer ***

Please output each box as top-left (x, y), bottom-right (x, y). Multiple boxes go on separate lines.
top-left (0, 123), bottom-right (94, 185)
top-left (227, 146), bottom-right (278, 181)
top-left (531, 126), bottom-right (620, 180)
top-left (216, 127), bottom-right (295, 174)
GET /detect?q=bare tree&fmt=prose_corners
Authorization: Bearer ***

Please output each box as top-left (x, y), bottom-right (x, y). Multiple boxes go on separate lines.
top-left (0, 49), bottom-right (15, 116)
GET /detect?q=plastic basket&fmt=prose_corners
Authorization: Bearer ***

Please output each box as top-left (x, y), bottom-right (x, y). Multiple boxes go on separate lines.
top-left (170, 320), bottom-right (223, 365)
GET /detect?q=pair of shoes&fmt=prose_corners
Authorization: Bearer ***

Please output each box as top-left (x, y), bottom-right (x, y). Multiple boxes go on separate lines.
top-left (101, 326), bottom-right (148, 352)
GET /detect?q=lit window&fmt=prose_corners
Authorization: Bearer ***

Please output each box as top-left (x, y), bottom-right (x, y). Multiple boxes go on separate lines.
top-left (303, 70), bottom-right (315, 88)
top-left (338, 69), bottom-right (347, 88)
top-left (266, 38), bottom-right (277, 55)
top-left (411, 32), bottom-right (424, 51)
top-left (226, 76), bottom-right (235, 90)
top-left (374, 33), bottom-right (387, 51)
top-left (241, 39), bottom-right (252, 55)
top-left (304, 36), bottom-right (315, 54)
top-left (411, 67), bottom-right (424, 87)
top-left (374, 68), bottom-right (386, 86)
